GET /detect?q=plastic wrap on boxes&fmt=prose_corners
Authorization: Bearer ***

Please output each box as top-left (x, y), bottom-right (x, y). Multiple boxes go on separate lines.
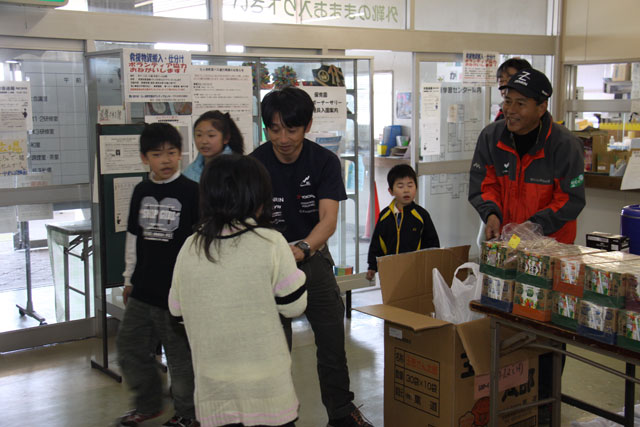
top-left (480, 274), bottom-right (514, 312)
top-left (591, 251), bottom-right (640, 263)
top-left (553, 253), bottom-right (608, 297)
top-left (617, 309), bottom-right (640, 351)
top-left (577, 300), bottom-right (618, 344)
top-left (625, 267), bottom-right (640, 311)
top-left (551, 292), bottom-right (581, 331)
top-left (479, 241), bottom-right (517, 279)
top-left (583, 262), bottom-right (628, 308)
top-left (517, 244), bottom-right (602, 289)
top-left (513, 282), bottom-right (553, 321)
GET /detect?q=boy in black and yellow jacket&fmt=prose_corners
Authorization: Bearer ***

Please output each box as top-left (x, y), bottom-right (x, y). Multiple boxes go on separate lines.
top-left (366, 164), bottom-right (440, 280)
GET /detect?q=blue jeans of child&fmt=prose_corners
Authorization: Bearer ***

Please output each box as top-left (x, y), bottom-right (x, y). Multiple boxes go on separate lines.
top-left (281, 247), bottom-right (356, 420)
top-left (116, 297), bottom-right (195, 419)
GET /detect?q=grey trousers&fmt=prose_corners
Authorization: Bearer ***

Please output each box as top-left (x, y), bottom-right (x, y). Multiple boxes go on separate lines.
top-left (116, 297), bottom-right (195, 419)
top-left (281, 247), bottom-right (356, 420)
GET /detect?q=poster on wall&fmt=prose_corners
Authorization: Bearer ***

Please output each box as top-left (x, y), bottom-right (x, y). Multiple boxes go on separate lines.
top-left (462, 51), bottom-right (499, 86)
top-left (123, 49), bottom-right (192, 102)
top-left (396, 92), bottom-right (412, 119)
top-left (113, 176), bottom-right (143, 233)
top-left (145, 115), bottom-right (194, 163)
top-left (192, 65), bottom-right (253, 153)
top-left (98, 105), bottom-right (126, 124)
top-left (99, 134), bottom-right (147, 175)
top-left (301, 86), bottom-right (347, 133)
top-left (0, 82), bottom-right (32, 132)
top-left (420, 84), bottom-right (441, 157)
top-left (0, 131), bottom-right (28, 176)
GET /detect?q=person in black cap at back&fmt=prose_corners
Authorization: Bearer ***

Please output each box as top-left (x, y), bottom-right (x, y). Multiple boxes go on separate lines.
top-left (494, 57), bottom-right (532, 121)
top-left (468, 68), bottom-right (585, 425)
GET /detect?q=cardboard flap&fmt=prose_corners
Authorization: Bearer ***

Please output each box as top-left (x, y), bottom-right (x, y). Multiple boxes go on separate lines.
top-left (456, 317), bottom-right (492, 374)
top-left (457, 317), bottom-right (538, 375)
top-left (377, 246), bottom-right (470, 308)
top-left (355, 304), bottom-right (450, 332)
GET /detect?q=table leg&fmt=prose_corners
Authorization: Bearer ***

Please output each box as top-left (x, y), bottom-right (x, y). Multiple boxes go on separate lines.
top-left (624, 363), bottom-right (635, 426)
top-left (346, 290), bottom-right (352, 319)
top-left (490, 318), bottom-right (499, 427)
top-left (551, 343), bottom-right (562, 426)
top-left (63, 244), bottom-right (70, 322)
top-left (82, 237), bottom-right (91, 318)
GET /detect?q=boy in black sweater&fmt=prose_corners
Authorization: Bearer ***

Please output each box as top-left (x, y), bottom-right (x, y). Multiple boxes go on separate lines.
top-left (366, 164), bottom-right (440, 281)
top-left (116, 123), bottom-right (199, 427)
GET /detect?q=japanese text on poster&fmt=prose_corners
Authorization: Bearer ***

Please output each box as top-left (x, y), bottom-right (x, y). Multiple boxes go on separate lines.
top-left (462, 51), bottom-right (499, 86)
top-left (113, 176), bottom-right (143, 233)
top-left (98, 105), bottom-right (126, 124)
top-left (301, 86), bottom-right (347, 133)
top-left (0, 81), bottom-right (32, 131)
top-left (0, 131), bottom-right (28, 176)
top-left (123, 49), bottom-right (192, 102)
top-left (192, 65), bottom-right (253, 153)
top-left (420, 84), bottom-right (441, 157)
top-left (99, 134), bottom-right (147, 175)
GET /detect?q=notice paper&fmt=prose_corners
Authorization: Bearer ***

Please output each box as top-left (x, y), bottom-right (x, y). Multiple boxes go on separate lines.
top-left (99, 134), bottom-right (147, 175)
top-left (113, 176), bottom-right (143, 233)
top-left (621, 150), bottom-right (640, 190)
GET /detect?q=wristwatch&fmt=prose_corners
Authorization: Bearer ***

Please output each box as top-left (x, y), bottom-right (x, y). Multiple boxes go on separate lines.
top-left (295, 241), bottom-right (311, 260)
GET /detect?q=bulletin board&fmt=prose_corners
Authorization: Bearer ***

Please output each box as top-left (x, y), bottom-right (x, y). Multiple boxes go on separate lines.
top-left (96, 124), bottom-right (147, 287)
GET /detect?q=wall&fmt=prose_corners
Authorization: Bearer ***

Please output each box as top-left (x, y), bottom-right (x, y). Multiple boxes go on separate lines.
top-left (564, 0), bottom-right (640, 63)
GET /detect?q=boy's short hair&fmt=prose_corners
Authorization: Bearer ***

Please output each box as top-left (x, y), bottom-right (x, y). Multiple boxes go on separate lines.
top-left (139, 122), bottom-right (182, 154)
top-left (261, 86), bottom-right (314, 129)
top-left (387, 164), bottom-right (417, 189)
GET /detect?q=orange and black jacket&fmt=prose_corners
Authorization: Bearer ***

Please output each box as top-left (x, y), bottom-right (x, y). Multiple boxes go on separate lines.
top-left (468, 111), bottom-right (585, 244)
top-left (367, 200), bottom-right (440, 272)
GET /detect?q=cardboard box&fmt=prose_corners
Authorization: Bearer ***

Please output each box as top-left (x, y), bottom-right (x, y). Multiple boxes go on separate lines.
top-left (357, 247), bottom-right (539, 427)
top-left (586, 232), bottom-right (630, 252)
top-left (612, 63), bottom-right (631, 82)
top-left (572, 129), bottom-right (608, 173)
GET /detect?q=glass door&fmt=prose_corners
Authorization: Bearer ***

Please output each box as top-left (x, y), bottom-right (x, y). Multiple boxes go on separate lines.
top-left (0, 49), bottom-right (94, 352)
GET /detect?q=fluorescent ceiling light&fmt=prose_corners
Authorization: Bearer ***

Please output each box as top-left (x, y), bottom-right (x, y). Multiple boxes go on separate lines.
top-left (134, 0), bottom-right (153, 8)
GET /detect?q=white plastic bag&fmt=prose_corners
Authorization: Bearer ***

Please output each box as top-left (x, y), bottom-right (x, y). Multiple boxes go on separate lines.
top-left (432, 262), bottom-right (484, 324)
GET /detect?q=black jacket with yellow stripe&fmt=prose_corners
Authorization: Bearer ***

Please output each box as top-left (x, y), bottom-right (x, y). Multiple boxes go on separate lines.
top-left (367, 200), bottom-right (440, 272)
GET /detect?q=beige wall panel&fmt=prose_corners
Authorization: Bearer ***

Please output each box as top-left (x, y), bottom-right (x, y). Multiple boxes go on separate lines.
top-left (225, 22), bottom-right (554, 55)
top-left (0, 7), bottom-right (212, 45)
top-left (564, 0), bottom-right (640, 63)
top-left (563, 0), bottom-right (588, 62)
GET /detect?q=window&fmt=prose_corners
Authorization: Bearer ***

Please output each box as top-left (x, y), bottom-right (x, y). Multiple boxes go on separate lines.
top-left (373, 71), bottom-right (393, 141)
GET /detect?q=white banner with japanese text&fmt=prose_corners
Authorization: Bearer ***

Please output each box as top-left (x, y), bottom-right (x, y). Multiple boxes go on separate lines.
top-left (123, 49), bottom-right (192, 102)
top-left (191, 65), bottom-right (254, 154)
top-left (462, 51), bottom-right (499, 86)
top-left (301, 86), bottom-right (347, 133)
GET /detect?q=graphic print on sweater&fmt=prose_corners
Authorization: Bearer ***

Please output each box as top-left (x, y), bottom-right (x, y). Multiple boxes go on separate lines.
top-left (139, 196), bottom-right (182, 241)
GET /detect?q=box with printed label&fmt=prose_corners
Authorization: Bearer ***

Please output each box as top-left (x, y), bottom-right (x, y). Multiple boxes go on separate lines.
top-left (586, 232), bottom-right (630, 252)
top-left (552, 253), bottom-right (608, 297)
top-left (583, 261), bottom-right (631, 308)
top-left (481, 274), bottom-right (515, 312)
top-left (551, 292), bottom-right (581, 331)
top-left (356, 247), bottom-right (539, 427)
top-left (480, 241), bottom-right (518, 279)
top-left (517, 244), bottom-right (603, 289)
top-left (577, 300), bottom-right (618, 344)
top-left (513, 282), bottom-right (553, 322)
top-left (617, 309), bottom-right (640, 351)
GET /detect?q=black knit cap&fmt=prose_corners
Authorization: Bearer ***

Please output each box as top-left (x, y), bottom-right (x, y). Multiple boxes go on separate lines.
top-left (499, 68), bottom-right (553, 101)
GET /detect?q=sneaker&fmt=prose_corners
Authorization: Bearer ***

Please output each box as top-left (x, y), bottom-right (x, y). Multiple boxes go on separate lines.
top-left (116, 409), bottom-right (162, 426)
top-left (162, 414), bottom-right (201, 427)
top-left (328, 408), bottom-right (374, 427)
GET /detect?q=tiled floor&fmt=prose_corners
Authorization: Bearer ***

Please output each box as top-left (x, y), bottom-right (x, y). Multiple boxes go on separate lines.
top-left (1, 287), bottom-right (639, 426)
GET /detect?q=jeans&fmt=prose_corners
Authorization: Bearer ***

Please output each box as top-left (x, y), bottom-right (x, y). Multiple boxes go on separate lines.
top-left (281, 247), bottom-right (356, 420)
top-left (116, 297), bottom-right (196, 419)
